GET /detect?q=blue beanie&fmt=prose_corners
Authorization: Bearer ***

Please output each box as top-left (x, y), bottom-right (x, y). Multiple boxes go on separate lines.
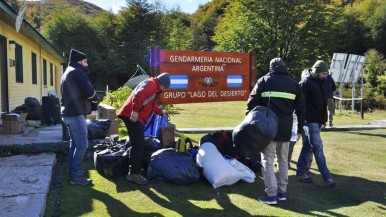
top-left (156, 72), bottom-right (171, 89)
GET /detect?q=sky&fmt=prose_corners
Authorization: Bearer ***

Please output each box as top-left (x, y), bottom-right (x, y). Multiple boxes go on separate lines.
top-left (83, 0), bottom-right (211, 14)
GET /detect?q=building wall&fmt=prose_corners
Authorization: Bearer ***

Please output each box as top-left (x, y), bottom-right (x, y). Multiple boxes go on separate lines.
top-left (0, 20), bottom-right (63, 111)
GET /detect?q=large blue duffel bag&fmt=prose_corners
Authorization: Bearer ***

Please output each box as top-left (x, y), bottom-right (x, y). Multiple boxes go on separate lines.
top-left (233, 106), bottom-right (278, 157)
top-left (147, 148), bottom-right (200, 185)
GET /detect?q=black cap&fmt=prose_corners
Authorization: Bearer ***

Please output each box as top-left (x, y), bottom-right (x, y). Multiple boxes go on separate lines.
top-left (69, 49), bottom-right (87, 62)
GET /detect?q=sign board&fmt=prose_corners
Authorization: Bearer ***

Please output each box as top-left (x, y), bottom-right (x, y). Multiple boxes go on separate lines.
top-left (343, 54), bottom-right (359, 83)
top-left (352, 55), bottom-right (365, 83)
top-left (330, 53), bottom-right (347, 83)
top-left (150, 48), bottom-right (255, 104)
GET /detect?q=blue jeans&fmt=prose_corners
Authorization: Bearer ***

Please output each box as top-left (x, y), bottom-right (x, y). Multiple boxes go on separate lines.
top-left (63, 115), bottom-right (88, 177)
top-left (296, 123), bottom-right (332, 181)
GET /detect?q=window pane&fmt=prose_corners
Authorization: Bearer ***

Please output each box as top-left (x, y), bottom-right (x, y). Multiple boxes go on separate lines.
top-left (15, 44), bottom-right (23, 83)
top-left (32, 52), bottom-right (37, 84)
top-left (43, 59), bottom-right (47, 85)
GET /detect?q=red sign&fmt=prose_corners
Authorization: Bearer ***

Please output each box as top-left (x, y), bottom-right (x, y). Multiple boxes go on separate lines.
top-left (150, 48), bottom-right (255, 104)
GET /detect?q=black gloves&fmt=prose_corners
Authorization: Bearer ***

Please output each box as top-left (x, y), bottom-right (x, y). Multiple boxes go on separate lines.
top-left (90, 95), bottom-right (100, 111)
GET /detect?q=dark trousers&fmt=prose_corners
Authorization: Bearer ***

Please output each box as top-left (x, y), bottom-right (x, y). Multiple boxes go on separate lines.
top-left (120, 116), bottom-right (145, 174)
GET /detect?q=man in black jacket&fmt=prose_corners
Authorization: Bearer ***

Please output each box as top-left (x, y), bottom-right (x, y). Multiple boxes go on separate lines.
top-left (247, 58), bottom-right (305, 205)
top-left (61, 49), bottom-right (99, 186)
top-left (296, 60), bottom-right (337, 189)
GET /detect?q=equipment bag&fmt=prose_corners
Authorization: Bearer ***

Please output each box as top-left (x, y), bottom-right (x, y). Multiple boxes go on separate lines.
top-left (87, 119), bottom-right (112, 140)
top-left (175, 137), bottom-right (193, 153)
top-left (93, 138), bottom-right (129, 178)
top-left (147, 148), bottom-right (200, 185)
top-left (41, 96), bottom-right (61, 126)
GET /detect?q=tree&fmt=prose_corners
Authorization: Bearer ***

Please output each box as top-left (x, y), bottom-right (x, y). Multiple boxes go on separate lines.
top-left (191, 0), bottom-right (231, 50)
top-left (365, 1), bottom-right (386, 56)
top-left (42, 8), bottom-right (108, 90)
top-left (365, 49), bottom-right (386, 88)
top-left (213, 0), bottom-right (340, 78)
top-left (112, 0), bottom-right (161, 82)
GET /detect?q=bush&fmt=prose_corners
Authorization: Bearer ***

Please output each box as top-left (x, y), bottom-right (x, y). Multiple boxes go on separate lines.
top-left (101, 86), bottom-right (132, 111)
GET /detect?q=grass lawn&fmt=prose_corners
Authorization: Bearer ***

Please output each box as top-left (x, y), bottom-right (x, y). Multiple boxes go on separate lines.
top-left (46, 102), bottom-right (386, 217)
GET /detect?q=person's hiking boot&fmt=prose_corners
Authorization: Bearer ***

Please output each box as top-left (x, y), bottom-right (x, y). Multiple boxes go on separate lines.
top-left (277, 192), bottom-right (286, 201)
top-left (297, 174), bottom-right (313, 183)
top-left (325, 178), bottom-right (336, 189)
top-left (70, 176), bottom-right (92, 186)
top-left (126, 174), bottom-right (148, 185)
top-left (258, 194), bottom-right (277, 205)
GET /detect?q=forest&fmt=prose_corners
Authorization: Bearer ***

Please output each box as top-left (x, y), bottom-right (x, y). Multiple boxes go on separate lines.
top-left (5, 0), bottom-right (386, 109)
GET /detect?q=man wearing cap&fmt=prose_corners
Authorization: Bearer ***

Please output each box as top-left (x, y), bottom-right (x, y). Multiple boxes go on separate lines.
top-left (61, 49), bottom-right (99, 186)
top-left (246, 58), bottom-right (305, 205)
top-left (118, 72), bottom-right (170, 185)
top-left (296, 60), bottom-right (337, 189)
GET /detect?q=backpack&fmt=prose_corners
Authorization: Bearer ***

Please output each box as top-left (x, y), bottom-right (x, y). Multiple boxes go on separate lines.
top-left (175, 137), bottom-right (193, 153)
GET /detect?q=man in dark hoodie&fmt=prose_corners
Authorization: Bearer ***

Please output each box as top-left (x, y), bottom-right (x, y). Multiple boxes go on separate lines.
top-left (61, 49), bottom-right (99, 186)
top-left (296, 60), bottom-right (337, 189)
top-left (247, 58), bottom-right (305, 205)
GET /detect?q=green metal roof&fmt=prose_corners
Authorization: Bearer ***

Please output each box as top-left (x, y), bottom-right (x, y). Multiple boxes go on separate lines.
top-left (0, 0), bottom-right (66, 63)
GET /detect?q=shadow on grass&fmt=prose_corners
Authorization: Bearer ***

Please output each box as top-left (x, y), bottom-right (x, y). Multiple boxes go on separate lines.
top-left (59, 160), bottom-right (162, 217)
top-left (281, 172), bottom-right (386, 216)
top-left (114, 177), bottom-right (266, 217)
top-left (59, 159), bottom-right (385, 217)
top-left (346, 131), bottom-right (386, 139)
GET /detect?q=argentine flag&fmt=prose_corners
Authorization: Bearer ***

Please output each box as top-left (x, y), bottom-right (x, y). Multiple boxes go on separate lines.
top-left (170, 75), bottom-right (188, 89)
top-left (227, 75), bottom-right (243, 87)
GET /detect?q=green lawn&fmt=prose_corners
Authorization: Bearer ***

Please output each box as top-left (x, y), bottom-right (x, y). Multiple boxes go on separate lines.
top-left (47, 102), bottom-right (386, 217)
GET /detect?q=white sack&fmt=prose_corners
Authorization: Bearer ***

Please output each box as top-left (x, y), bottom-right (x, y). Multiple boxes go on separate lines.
top-left (196, 142), bottom-right (242, 188)
top-left (225, 157), bottom-right (256, 183)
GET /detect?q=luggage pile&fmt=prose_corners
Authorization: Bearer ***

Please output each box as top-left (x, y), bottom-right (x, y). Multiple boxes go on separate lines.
top-left (93, 135), bottom-right (129, 178)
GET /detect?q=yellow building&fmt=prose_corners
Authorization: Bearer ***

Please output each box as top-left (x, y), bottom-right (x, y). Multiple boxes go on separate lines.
top-left (0, 0), bottom-right (66, 112)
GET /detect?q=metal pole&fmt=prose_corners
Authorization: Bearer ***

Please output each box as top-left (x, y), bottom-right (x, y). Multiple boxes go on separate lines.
top-left (352, 82), bottom-right (355, 112)
top-left (360, 63), bottom-right (364, 119)
top-left (339, 61), bottom-right (343, 113)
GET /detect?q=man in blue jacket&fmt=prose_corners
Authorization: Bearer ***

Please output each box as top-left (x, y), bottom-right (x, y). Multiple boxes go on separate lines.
top-left (325, 73), bottom-right (336, 127)
top-left (61, 49), bottom-right (99, 186)
top-left (296, 60), bottom-right (336, 189)
top-left (247, 58), bottom-right (305, 205)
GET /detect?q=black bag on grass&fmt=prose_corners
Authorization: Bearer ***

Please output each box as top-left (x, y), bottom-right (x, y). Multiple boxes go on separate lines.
top-left (93, 139), bottom-right (129, 178)
top-left (147, 148), bottom-right (200, 185)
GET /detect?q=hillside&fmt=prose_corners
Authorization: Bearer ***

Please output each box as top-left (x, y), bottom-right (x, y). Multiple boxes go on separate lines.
top-left (4, 0), bottom-right (105, 29)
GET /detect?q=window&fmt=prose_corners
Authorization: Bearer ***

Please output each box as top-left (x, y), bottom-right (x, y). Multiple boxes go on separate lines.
top-left (31, 52), bottom-right (37, 84)
top-left (50, 63), bottom-right (53, 86)
top-left (15, 44), bottom-right (23, 83)
top-left (43, 59), bottom-right (47, 86)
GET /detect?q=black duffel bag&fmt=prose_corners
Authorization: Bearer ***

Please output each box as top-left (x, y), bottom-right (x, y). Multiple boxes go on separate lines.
top-left (93, 140), bottom-right (129, 178)
top-left (147, 148), bottom-right (200, 185)
top-left (87, 119), bottom-right (112, 140)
